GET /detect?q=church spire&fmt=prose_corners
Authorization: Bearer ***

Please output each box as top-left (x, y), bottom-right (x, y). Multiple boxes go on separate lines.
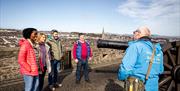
top-left (102, 27), bottom-right (105, 39)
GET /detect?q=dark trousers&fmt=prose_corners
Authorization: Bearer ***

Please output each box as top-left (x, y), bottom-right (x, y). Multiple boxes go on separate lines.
top-left (39, 66), bottom-right (47, 91)
top-left (48, 60), bottom-right (60, 86)
top-left (76, 59), bottom-right (89, 81)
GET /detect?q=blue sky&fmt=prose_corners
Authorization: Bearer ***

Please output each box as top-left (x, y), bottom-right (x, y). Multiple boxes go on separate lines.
top-left (0, 0), bottom-right (180, 36)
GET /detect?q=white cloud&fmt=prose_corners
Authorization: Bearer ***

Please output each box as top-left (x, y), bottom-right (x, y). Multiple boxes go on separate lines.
top-left (118, 0), bottom-right (180, 19)
top-left (117, 0), bottom-right (180, 36)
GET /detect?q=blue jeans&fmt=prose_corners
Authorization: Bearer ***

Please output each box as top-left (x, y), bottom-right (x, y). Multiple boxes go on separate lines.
top-left (23, 75), bottom-right (39, 91)
top-left (48, 60), bottom-right (60, 85)
top-left (76, 59), bottom-right (89, 81)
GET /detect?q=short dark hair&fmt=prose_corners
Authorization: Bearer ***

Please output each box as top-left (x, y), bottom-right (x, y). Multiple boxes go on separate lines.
top-left (51, 29), bottom-right (58, 34)
top-left (22, 28), bottom-right (37, 39)
top-left (78, 33), bottom-right (84, 37)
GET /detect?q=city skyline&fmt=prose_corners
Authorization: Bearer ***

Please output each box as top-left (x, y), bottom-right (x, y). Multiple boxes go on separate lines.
top-left (0, 0), bottom-right (180, 36)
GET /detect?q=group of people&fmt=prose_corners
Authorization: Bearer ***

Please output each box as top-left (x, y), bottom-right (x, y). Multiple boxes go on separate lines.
top-left (18, 26), bottom-right (164, 91)
top-left (18, 28), bottom-right (92, 91)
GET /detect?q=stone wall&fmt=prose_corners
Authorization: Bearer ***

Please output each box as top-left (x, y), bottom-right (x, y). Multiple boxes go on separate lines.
top-left (0, 47), bottom-right (20, 84)
top-left (0, 38), bottom-right (124, 84)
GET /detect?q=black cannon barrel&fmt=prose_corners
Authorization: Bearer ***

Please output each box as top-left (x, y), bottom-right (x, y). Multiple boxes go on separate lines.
top-left (97, 39), bottom-right (128, 50)
top-left (97, 39), bottom-right (167, 50)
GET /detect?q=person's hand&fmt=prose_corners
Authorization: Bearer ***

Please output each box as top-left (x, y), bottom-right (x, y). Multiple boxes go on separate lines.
top-left (75, 59), bottom-right (79, 63)
top-left (61, 56), bottom-right (64, 61)
top-left (66, 47), bottom-right (69, 51)
top-left (89, 57), bottom-right (92, 61)
top-left (48, 67), bottom-right (51, 74)
top-left (31, 69), bottom-right (36, 72)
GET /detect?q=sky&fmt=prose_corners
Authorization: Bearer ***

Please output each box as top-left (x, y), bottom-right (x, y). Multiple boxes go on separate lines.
top-left (0, 0), bottom-right (180, 36)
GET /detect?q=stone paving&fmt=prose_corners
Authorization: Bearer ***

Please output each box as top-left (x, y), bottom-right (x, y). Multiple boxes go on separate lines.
top-left (0, 62), bottom-right (124, 91)
top-left (42, 63), bottom-right (124, 91)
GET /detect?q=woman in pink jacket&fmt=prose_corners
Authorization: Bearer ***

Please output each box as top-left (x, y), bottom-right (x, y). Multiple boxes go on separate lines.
top-left (18, 28), bottom-right (39, 91)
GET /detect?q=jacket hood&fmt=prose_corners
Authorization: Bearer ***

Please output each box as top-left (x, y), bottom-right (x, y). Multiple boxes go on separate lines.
top-left (19, 38), bottom-right (26, 46)
top-left (18, 38), bottom-right (29, 47)
top-left (138, 38), bottom-right (162, 53)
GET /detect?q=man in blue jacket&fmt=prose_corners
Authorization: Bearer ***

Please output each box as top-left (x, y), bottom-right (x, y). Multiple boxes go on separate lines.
top-left (118, 26), bottom-right (164, 91)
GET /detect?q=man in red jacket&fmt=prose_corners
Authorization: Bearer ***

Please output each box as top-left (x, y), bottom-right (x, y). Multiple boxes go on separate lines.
top-left (72, 33), bottom-right (93, 84)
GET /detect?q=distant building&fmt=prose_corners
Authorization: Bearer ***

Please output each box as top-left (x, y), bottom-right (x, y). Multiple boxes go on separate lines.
top-left (102, 27), bottom-right (105, 39)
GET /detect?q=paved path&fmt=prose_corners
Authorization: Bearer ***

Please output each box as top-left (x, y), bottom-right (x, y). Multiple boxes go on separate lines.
top-left (43, 63), bottom-right (124, 91)
top-left (0, 62), bottom-right (124, 91)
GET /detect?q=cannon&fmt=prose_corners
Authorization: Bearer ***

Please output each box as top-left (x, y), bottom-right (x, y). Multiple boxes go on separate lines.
top-left (97, 39), bottom-right (180, 91)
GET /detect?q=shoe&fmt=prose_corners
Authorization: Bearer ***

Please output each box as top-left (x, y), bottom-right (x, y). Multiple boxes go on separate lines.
top-left (49, 85), bottom-right (55, 91)
top-left (54, 83), bottom-right (62, 87)
top-left (58, 83), bottom-right (62, 87)
top-left (76, 80), bottom-right (80, 84)
top-left (85, 79), bottom-right (91, 83)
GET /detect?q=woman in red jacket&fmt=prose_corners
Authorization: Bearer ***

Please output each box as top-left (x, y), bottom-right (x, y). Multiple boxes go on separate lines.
top-left (18, 28), bottom-right (39, 91)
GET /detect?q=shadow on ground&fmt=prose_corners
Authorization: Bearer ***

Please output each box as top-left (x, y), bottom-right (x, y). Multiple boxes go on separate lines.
top-left (43, 68), bottom-right (73, 91)
top-left (105, 79), bottom-right (124, 91)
